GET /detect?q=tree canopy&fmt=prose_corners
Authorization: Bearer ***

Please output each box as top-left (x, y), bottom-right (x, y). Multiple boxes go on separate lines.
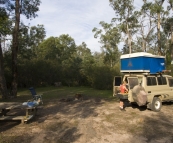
top-left (1, 0), bottom-right (173, 98)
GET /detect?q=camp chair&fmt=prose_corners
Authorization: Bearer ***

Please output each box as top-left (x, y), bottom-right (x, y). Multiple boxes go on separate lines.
top-left (29, 87), bottom-right (43, 104)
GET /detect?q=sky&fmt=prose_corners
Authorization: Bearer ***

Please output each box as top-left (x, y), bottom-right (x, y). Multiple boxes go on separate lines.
top-left (22, 0), bottom-right (142, 53)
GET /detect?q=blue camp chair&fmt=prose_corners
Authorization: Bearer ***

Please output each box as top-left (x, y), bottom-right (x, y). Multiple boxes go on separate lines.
top-left (29, 87), bottom-right (43, 104)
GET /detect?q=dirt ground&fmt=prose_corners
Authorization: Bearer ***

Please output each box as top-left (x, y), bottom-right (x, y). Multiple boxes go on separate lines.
top-left (1, 97), bottom-right (173, 143)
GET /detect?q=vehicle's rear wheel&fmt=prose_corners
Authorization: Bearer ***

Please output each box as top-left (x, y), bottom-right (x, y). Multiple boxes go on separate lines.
top-left (151, 97), bottom-right (162, 112)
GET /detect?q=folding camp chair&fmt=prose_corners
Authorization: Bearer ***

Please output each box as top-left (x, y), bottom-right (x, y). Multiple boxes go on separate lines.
top-left (29, 87), bottom-right (43, 104)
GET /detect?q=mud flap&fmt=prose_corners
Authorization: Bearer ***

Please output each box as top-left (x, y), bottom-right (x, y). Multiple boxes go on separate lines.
top-left (147, 103), bottom-right (152, 109)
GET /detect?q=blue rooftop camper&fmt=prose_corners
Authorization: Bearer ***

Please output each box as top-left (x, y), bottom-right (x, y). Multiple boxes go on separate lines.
top-left (120, 52), bottom-right (165, 74)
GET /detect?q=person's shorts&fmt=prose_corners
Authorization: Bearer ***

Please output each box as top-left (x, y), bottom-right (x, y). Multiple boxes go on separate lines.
top-left (120, 98), bottom-right (125, 102)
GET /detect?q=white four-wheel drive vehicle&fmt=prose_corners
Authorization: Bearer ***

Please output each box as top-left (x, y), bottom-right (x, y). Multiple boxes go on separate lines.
top-left (113, 52), bottom-right (173, 112)
top-left (113, 73), bottom-right (173, 112)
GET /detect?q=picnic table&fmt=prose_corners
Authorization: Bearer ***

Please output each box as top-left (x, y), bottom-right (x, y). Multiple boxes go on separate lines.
top-left (0, 87), bottom-right (43, 123)
top-left (0, 102), bottom-right (39, 123)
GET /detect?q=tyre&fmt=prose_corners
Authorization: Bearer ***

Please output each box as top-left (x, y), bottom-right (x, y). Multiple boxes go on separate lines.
top-left (132, 85), bottom-right (147, 106)
top-left (151, 97), bottom-right (162, 112)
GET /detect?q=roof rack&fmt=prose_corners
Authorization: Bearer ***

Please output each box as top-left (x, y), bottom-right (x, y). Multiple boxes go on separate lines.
top-left (121, 70), bottom-right (171, 75)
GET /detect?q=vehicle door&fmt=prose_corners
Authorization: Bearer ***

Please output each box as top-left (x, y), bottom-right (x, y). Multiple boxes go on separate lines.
top-left (167, 77), bottom-right (173, 99)
top-left (156, 76), bottom-right (170, 100)
top-left (127, 77), bottom-right (139, 90)
top-left (126, 77), bottom-right (139, 102)
top-left (113, 76), bottom-right (122, 96)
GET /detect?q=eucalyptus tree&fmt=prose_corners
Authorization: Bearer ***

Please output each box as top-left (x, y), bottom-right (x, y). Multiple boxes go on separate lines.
top-left (16, 24), bottom-right (46, 87)
top-left (57, 34), bottom-right (76, 62)
top-left (38, 34), bottom-right (76, 62)
top-left (37, 34), bottom-right (77, 86)
top-left (29, 24), bottom-right (46, 58)
top-left (163, 17), bottom-right (173, 66)
top-left (93, 52), bottom-right (105, 67)
top-left (1, 0), bottom-right (41, 97)
top-left (57, 35), bottom-right (78, 86)
top-left (135, 3), bottom-right (156, 53)
top-left (142, 0), bottom-right (173, 55)
top-left (122, 39), bottom-right (143, 54)
top-left (17, 24), bottom-right (45, 60)
top-left (109, 0), bottom-right (140, 54)
top-left (76, 42), bottom-right (94, 85)
top-left (92, 21), bottom-right (121, 67)
top-left (164, 17), bottom-right (173, 51)
top-left (0, 7), bottom-right (12, 98)
top-left (76, 42), bottom-right (91, 59)
top-left (121, 44), bottom-right (129, 54)
top-left (37, 36), bottom-right (57, 60)
top-left (76, 42), bottom-right (94, 67)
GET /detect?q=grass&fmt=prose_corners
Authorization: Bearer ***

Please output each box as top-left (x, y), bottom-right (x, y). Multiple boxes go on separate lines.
top-left (0, 86), bottom-right (117, 103)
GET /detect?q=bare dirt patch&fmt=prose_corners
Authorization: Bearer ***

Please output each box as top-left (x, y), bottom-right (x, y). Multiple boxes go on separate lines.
top-left (1, 98), bottom-right (173, 143)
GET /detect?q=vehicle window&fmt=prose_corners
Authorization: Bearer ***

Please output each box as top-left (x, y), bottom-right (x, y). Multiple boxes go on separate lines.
top-left (168, 78), bottom-right (173, 87)
top-left (138, 77), bottom-right (142, 85)
top-left (147, 77), bottom-right (152, 86)
top-left (162, 77), bottom-right (167, 85)
top-left (128, 78), bottom-right (138, 89)
top-left (157, 77), bottom-right (162, 85)
top-left (147, 77), bottom-right (157, 86)
top-left (124, 77), bottom-right (128, 84)
top-left (114, 77), bottom-right (121, 86)
top-left (152, 77), bottom-right (157, 85)
top-left (157, 76), bottom-right (167, 85)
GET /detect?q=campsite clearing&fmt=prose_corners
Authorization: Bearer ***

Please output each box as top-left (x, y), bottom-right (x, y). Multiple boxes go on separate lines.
top-left (0, 87), bottom-right (173, 143)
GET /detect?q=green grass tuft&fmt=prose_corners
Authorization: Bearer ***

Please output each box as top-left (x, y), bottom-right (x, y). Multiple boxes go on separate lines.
top-left (0, 86), bottom-right (118, 103)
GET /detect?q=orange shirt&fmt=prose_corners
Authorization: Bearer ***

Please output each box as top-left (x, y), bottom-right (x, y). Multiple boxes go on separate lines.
top-left (120, 84), bottom-right (127, 93)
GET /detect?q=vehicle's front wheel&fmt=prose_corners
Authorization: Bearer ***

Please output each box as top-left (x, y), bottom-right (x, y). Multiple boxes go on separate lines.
top-left (151, 97), bottom-right (162, 112)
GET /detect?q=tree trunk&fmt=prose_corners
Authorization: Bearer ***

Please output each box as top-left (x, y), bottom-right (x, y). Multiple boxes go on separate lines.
top-left (129, 36), bottom-right (132, 54)
top-left (11, 0), bottom-right (20, 97)
top-left (0, 35), bottom-right (9, 99)
top-left (157, 12), bottom-right (161, 55)
top-left (171, 26), bottom-right (173, 64)
top-left (142, 38), bottom-right (147, 52)
top-left (127, 23), bottom-right (131, 54)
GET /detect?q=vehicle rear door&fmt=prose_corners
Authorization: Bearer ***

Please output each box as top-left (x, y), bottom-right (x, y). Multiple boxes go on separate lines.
top-left (113, 76), bottom-right (122, 96)
top-left (127, 77), bottom-right (139, 90)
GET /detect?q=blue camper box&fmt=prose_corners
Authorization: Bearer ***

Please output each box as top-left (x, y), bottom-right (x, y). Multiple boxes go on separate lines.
top-left (120, 52), bottom-right (165, 74)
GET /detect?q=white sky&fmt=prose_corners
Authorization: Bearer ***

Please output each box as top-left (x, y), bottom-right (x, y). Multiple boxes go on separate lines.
top-left (22, 0), bottom-right (142, 52)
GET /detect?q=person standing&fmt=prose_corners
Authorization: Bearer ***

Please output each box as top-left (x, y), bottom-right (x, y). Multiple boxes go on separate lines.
top-left (119, 81), bottom-right (128, 111)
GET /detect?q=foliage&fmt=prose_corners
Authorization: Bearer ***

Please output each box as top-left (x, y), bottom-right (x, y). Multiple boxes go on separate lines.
top-left (93, 21), bottom-right (121, 67)
top-left (163, 17), bottom-right (173, 71)
top-left (141, 0), bottom-right (173, 55)
top-left (0, 7), bottom-right (12, 36)
top-left (109, 0), bottom-right (140, 53)
top-left (2, 0), bottom-right (173, 98)
top-left (3, 32), bottom-right (121, 91)
top-left (0, 0), bottom-right (41, 97)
